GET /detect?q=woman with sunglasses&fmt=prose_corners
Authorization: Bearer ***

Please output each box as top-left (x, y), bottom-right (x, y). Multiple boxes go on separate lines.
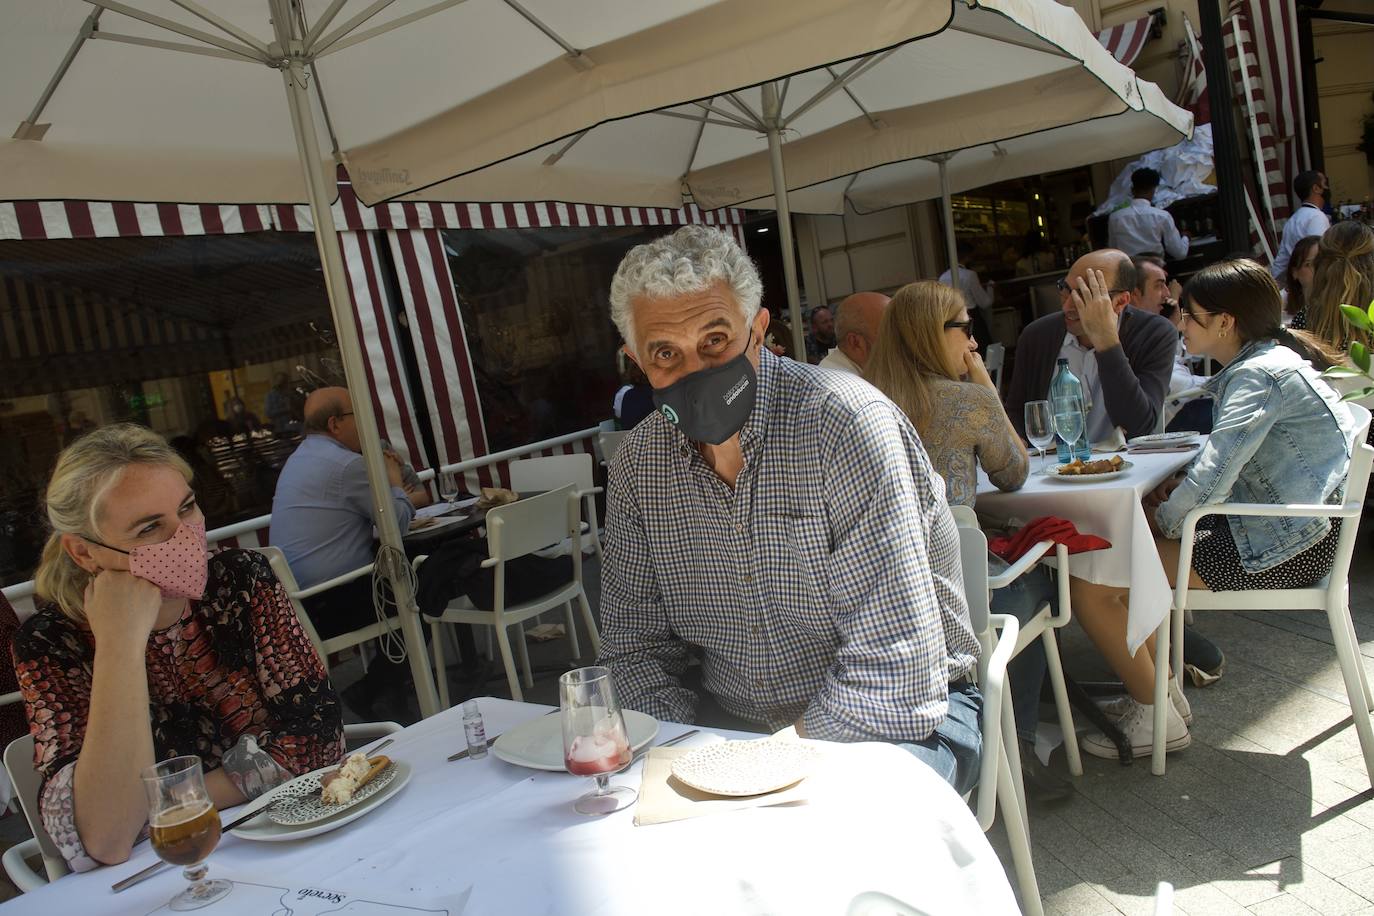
top-left (867, 282), bottom-right (1073, 801)
top-left (1072, 259), bottom-right (1360, 759)
top-left (13, 424), bottom-right (344, 871)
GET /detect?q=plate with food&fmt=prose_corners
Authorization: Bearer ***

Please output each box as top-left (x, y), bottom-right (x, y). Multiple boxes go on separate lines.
top-left (229, 752), bottom-right (411, 842)
top-left (1040, 456), bottom-right (1133, 480)
top-left (492, 709), bottom-right (659, 771)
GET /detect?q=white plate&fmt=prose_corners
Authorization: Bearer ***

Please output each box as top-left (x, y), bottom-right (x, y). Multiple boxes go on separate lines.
top-left (229, 760), bottom-right (412, 842)
top-left (491, 709), bottom-right (658, 771)
top-left (1039, 459), bottom-right (1133, 482)
top-left (266, 761), bottom-right (400, 826)
top-left (670, 738), bottom-right (822, 796)
top-left (1128, 431), bottom-right (1201, 447)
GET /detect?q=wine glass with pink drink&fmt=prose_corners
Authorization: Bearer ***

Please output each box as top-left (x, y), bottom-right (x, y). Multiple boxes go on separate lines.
top-left (560, 666), bottom-right (637, 815)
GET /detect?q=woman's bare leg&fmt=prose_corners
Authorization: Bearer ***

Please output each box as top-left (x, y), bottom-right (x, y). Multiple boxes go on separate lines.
top-left (1069, 578), bottom-right (1158, 703)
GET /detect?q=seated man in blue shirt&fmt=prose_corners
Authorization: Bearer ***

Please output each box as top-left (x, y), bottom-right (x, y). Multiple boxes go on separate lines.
top-left (597, 226), bottom-right (982, 794)
top-left (271, 387), bottom-right (425, 713)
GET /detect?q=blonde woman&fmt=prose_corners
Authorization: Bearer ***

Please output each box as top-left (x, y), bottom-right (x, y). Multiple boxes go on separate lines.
top-left (1303, 221), bottom-right (1374, 350)
top-left (867, 282), bottom-right (1071, 802)
top-left (13, 424), bottom-right (343, 871)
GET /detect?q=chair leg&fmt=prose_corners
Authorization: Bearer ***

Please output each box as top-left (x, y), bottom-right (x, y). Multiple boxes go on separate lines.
top-left (575, 587), bottom-right (601, 656)
top-left (1340, 600), bottom-right (1374, 709)
top-left (1041, 628), bottom-right (1082, 777)
top-left (493, 622), bottom-right (524, 702)
top-left (1327, 599), bottom-right (1374, 786)
top-left (586, 494), bottom-right (604, 563)
top-left (564, 600), bottom-right (582, 660)
top-left (1152, 611), bottom-right (1173, 777)
top-left (997, 738), bottom-right (1043, 916)
top-left (430, 621), bottom-right (451, 711)
top-left (515, 622), bottom-right (534, 689)
top-left (1001, 681), bottom-right (1029, 825)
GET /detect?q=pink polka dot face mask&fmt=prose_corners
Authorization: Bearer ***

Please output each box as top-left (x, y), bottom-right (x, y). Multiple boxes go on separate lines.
top-left (87, 520), bottom-right (209, 600)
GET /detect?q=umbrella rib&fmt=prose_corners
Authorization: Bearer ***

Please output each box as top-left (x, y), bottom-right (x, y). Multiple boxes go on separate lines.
top-left (723, 93), bottom-right (762, 125)
top-left (542, 130), bottom-right (589, 166)
top-left (681, 100), bottom-right (712, 178)
top-left (944, 22), bottom-right (1077, 61)
top-left (314, 0), bottom-right (466, 58)
top-left (654, 109), bottom-right (759, 132)
top-left (14, 6), bottom-right (102, 138)
top-left (84, 1), bottom-right (268, 61)
top-left (165, 0), bottom-right (271, 57)
top-left (690, 102), bottom-right (762, 131)
top-left (311, 0), bottom-right (399, 56)
top-left (89, 31), bottom-right (265, 63)
top-left (304, 0), bottom-right (351, 50)
top-left (500, 0), bottom-right (581, 59)
top-left (824, 65), bottom-right (882, 129)
top-left (783, 48), bottom-right (895, 127)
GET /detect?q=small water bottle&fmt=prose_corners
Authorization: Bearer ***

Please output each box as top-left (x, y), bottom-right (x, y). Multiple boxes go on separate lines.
top-left (462, 700), bottom-right (488, 759)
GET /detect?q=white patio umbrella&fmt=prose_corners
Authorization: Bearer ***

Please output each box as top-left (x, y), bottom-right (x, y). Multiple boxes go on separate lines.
top-left (393, 0), bottom-right (1187, 355)
top-left (0, 0), bottom-right (958, 717)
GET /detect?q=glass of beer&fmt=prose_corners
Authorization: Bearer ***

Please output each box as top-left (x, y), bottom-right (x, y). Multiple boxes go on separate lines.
top-left (142, 756), bottom-right (231, 911)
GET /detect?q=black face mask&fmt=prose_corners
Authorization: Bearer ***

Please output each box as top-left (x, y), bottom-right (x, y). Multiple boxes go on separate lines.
top-left (652, 331), bottom-right (758, 445)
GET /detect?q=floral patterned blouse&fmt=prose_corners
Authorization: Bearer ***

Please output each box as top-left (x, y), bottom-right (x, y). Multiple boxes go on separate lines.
top-left (923, 376), bottom-right (1028, 508)
top-left (12, 549), bottom-right (344, 871)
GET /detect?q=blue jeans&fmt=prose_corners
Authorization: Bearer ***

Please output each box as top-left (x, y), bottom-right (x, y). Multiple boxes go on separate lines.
top-left (989, 565), bottom-right (1057, 744)
top-left (897, 682), bottom-right (984, 796)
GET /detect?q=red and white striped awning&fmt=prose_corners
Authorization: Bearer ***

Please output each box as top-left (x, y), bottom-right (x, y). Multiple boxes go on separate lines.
top-left (1096, 13), bottom-right (1157, 68)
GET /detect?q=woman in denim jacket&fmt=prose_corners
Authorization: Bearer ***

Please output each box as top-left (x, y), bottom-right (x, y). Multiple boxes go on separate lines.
top-left (1074, 259), bottom-right (1360, 761)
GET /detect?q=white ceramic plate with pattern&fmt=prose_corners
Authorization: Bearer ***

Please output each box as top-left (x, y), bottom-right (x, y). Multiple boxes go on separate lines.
top-left (1038, 459), bottom-right (1133, 482)
top-left (492, 709), bottom-right (659, 771)
top-left (670, 738), bottom-right (822, 796)
top-left (228, 760), bottom-right (411, 842)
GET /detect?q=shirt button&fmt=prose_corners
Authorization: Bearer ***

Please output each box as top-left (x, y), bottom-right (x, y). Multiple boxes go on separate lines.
top-left (751, 625), bottom-right (761, 635)
top-left (742, 574), bottom-right (753, 583)
top-left (736, 524), bottom-right (744, 533)
top-left (755, 679), bottom-right (765, 688)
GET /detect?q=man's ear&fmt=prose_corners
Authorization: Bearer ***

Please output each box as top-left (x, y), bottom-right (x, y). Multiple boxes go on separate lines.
top-left (621, 343), bottom-right (644, 372)
top-left (1113, 292), bottom-right (1132, 314)
top-left (752, 308), bottom-right (771, 341)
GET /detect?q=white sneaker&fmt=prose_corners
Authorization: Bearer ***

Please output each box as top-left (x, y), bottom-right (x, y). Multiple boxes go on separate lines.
top-left (1094, 683), bottom-right (1193, 726)
top-left (1081, 697), bottom-right (1191, 759)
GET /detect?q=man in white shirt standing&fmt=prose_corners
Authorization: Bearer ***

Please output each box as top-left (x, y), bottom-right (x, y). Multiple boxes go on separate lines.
top-left (1108, 168), bottom-right (1189, 260)
top-left (938, 240), bottom-right (995, 348)
top-left (818, 291), bottom-right (890, 375)
top-left (1270, 170), bottom-right (1331, 280)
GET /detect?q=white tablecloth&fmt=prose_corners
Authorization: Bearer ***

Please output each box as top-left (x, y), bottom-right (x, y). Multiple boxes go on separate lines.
top-left (976, 449), bottom-right (1199, 653)
top-left (7, 699), bottom-right (1018, 916)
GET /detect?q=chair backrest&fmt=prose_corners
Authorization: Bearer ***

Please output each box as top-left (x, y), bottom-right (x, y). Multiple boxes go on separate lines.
top-left (957, 525), bottom-right (991, 639)
top-left (4, 735), bottom-right (68, 882)
top-left (1326, 404), bottom-right (1374, 590)
top-left (984, 342), bottom-right (1005, 395)
top-left (252, 546), bottom-right (328, 662)
top-left (486, 484), bottom-right (580, 563)
top-left (509, 454), bottom-right (594, 493)
top-left (949, 504), bottom-right (979, 530)
top-left (598, 431), bottom-right (629, 464)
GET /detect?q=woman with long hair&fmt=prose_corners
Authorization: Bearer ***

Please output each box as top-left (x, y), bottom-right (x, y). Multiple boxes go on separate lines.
top-left (1283, 234), bottom-right (1320, 328)
top-left (1302, 221), bottom-right (1374, 349)
top-left (13, 424), bottom-right (343, 870)
top-left (866, 282), bottom-right (1073, 801)
top-left (1072, 259), bottom-right (1359, 760)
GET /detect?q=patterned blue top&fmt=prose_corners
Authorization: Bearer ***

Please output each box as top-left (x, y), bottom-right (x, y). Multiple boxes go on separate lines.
top-left (598, 348), bottom-right (978, 742)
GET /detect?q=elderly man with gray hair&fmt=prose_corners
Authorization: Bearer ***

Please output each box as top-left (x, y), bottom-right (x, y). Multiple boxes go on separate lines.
top-left (597, 225), bottom-right (982, 793)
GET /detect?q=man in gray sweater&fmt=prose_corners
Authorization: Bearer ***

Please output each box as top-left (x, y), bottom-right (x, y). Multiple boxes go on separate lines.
top-left (1006, 249), bottom-right (1177, 442)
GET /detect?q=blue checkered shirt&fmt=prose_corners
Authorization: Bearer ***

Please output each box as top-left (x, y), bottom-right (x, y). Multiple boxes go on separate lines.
top-left (598, 348), bottom-right (978, 742)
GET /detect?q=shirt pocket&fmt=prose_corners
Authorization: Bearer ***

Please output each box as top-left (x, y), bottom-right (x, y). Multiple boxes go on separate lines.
top-left (761, 513), bottom-right (833, 638)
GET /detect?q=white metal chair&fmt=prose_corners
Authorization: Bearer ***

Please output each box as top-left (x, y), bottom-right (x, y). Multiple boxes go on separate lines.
top-left (984, 342), bottom-right (1006, 396)
top-left (416, 484), bottom-right (598, 705)
top-left (1151, 404), bottom-right (1374, 776)
top-left (254, 547), bottom-right (395, 675)
top-left (955, 520), bottom-right (1043, 916)
top-left (950, 505), bottom-right (1081, 777)
top-left (508, 454), bottom-right (605, 561)
top-left (4, 734), bottom-right (68, 889)
top-left (598, 430), bottom-right (630, 464)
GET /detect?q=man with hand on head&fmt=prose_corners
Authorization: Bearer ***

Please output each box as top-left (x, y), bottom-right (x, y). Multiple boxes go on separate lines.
top-left (596, 226), bottom-right (982, 794)
top-left (818, 291), bottom-right (891, 375)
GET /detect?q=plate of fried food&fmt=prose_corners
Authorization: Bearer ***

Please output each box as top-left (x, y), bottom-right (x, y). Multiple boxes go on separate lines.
top-left (1040, 455), bottom-right (1132, 481)
top-left (230, 751), bottom-right (411, 842)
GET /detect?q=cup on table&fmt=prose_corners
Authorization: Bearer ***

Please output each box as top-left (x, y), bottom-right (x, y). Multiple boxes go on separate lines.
top-left (560, 666), bottom-right (637, 816)
top-left (142, 756), bottom-right (231, 911)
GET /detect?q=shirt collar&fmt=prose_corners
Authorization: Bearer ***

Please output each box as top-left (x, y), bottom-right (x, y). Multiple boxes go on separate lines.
top-left (1203, 338), bottom-right (1272, 393)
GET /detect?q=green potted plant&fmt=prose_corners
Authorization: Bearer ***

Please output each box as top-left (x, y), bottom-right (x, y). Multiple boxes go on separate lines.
top-left (1321, 298), bottom-right (1374, 399)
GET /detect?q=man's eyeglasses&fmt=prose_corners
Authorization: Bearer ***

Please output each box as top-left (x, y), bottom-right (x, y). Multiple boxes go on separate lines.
top-left (944, 320), bottom-right (974, 337)
top-left (1056, 277), bottom-right (1130, 296)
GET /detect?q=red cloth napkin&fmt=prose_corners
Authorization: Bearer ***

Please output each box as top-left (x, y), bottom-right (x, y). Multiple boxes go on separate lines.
top-left (987, 516), bottom-right (1111, 562)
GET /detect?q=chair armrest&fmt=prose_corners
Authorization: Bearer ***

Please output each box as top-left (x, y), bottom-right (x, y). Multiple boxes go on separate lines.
top-left (3, 838), bottom-right (47, 893)
top-left (576, 486), bottom-right (605, 498)
top-left (987, 540), bottom-right (1055, 590)
top-left (294, 564), bottom-right (375, 600)
top-left (976, 613), bottom-right (1019, 830)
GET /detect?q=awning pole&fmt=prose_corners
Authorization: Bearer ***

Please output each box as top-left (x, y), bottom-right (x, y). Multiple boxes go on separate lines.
top-left (934, 153), bottom-right (961, 292)
top-left (762, 82), bottom-right (807, 361)
top-left (278, 40), bottom-right (440, 719)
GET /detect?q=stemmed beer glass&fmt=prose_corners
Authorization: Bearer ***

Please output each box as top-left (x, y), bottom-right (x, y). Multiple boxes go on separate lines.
top-left (560, 666), bottom-right (637, 815)
top-left (142, 756), bottom-right (231, 911)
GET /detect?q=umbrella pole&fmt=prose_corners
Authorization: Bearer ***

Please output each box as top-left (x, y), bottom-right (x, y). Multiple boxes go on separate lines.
top-left (933, 153), bottom-right (961, 293)
top-left (279, 56), bottom-right (440, 720)
top-left (762, 83), bottom-right (808, 361)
